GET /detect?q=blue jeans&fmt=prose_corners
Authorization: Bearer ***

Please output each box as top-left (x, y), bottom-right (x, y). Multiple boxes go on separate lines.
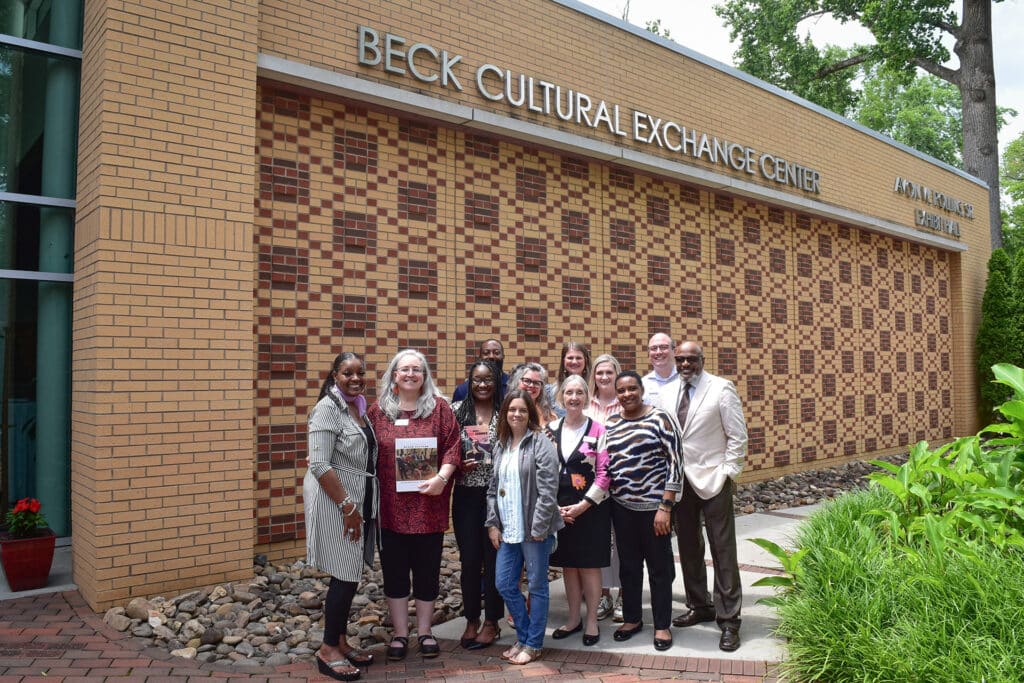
top-left (495, 534), bottom-right (555, 649)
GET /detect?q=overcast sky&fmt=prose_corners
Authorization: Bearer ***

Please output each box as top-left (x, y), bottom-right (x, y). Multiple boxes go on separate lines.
top-left (578, 0), bottom-right (1024, 157)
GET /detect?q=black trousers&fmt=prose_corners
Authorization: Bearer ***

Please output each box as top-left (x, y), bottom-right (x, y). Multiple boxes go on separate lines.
top-left (380, 528), bottom-right (443, 600)
top-left (673, 478), bottom-right (742, 629)
top-left (611, 501), bottom-right (675, 630)
top-left (452, 484), bottom-right (505, 622)
top-left (323, 577), bottom-right (357, 647)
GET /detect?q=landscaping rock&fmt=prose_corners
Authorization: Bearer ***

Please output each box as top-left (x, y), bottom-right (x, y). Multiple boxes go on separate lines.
top-left (117, 456), bottom-right (900, 667)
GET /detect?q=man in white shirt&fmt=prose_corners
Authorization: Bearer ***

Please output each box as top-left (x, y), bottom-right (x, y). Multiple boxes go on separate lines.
top-left (641, 333), bottom-right (682, 411)
top-left (670, 340), bottom-right (747, 652)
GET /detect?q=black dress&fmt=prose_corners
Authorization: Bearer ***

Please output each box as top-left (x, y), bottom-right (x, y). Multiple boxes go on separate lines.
top-left (548, 417), bottom-right (611, 568)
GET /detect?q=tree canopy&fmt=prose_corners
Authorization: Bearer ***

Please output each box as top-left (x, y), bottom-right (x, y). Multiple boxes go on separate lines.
top-left (715, 0), bottom-right (1006, 249)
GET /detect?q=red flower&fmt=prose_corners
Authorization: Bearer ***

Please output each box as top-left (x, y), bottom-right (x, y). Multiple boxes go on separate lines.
top-left (28, 499), bottom-right (41, 513)
top-left (13, 500), bottom-right (28, 513)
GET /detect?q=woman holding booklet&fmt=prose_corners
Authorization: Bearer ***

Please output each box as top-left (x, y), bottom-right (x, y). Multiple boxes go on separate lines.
top-left (368, 349), bottom-right (460, 662)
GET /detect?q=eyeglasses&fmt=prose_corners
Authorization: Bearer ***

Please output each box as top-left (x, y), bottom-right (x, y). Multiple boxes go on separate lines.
top-left (397, 367), bottom-right (424, 375)
top-left (649, 344), bottom-right (671, 352)
top-left (674, 355), bottom-right (702, 364)
top-left (470, 377), bottom-right (495, 386)
top-left (519, 378), bottom-right (543, 388)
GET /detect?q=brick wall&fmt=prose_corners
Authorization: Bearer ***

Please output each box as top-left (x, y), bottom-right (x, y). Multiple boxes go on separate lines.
top-left (73, 0), bottom-right (260, 610)
top-left (253, 88), bottom-right (956, 558)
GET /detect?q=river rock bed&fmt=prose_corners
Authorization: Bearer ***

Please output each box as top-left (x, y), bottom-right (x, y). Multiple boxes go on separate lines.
top-left (105, 455), bottom-right (900, 667)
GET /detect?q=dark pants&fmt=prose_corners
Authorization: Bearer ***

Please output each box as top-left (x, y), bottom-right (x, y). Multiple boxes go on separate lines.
top-left (611, 501), bottom-right (674, 630)
top-left (674, 478), bottom-right (742, 629)
top-left (452, 484), bottom-right (504, 623)
top-left (380, 528), bottom-right (443, 600)
top-left (323, 577), bottom-right (357, 647)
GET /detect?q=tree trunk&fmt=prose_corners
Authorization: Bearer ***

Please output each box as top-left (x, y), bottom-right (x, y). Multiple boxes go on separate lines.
top-left (957, 0), bottom-right (1002, 249)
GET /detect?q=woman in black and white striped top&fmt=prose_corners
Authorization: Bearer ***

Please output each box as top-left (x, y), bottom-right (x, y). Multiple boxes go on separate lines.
top-left (304, 352), bottom-right (379, 681)
top-left (604, 370), bottom-right (682, 653)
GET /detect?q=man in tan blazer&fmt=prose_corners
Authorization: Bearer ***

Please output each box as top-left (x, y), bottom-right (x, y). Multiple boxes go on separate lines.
top-left (670, 340), bottom-right (747, 652)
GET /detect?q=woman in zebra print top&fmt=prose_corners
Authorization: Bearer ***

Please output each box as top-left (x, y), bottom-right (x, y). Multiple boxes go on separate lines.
top-left (604, 370), bottom-right (683, 652)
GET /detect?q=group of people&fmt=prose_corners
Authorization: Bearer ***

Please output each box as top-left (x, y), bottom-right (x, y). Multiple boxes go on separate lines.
top-left (303, 334), bottom-right (748, 680)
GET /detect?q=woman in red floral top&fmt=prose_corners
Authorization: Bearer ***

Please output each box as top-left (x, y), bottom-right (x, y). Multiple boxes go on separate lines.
top-left (368, 349), bottom-right (460, 662)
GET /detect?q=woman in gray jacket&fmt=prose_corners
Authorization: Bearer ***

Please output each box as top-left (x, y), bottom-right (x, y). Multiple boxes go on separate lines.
top-left (304, 352), bottom-right (378, 681)
top-left (486, 389), bottom-right (564, 665)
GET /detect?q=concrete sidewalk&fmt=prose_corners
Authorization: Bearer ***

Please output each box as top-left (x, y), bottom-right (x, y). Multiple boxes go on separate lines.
top-left (0, 505), bottom-right (820, 681)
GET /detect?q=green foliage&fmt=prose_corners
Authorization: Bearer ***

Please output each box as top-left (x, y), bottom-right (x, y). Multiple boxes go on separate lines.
top-left (714, 0), bottom-right (863, 114)
top-left (775, 491), bottom-right (1024, 682)
top-left (644, 18), bottom-right (671, 39)
top-left (1002, 131), bottom-right (1024, 256)
top-left (854, 68), bottom-right (961, 165)
top-left (756, 370), bottom-right (1024, 680)
top-left (976, 251), bottom-right (1022, 412)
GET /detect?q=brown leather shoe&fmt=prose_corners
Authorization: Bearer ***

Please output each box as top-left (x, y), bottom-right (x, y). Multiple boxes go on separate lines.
top-left (672, 608), bottom-right (716, 628)
top-left (719, 627), bottom-right (741, 652)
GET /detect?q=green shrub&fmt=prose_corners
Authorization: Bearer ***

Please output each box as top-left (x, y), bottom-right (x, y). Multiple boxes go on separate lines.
top-left (756, 365), bottom-right (1024, 682)
top-left (976, 250), bottom-right (1019, 413)
top-left (773, 489), bottom-right (1024, 682)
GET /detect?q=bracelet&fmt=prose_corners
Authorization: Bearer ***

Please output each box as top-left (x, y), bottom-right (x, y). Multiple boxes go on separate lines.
top-left (436, 471), bottom-right (449, 484)
top-left (658, 504), bottom-right (673, 513)
top-left (337, 496), bottom-right (354, 514)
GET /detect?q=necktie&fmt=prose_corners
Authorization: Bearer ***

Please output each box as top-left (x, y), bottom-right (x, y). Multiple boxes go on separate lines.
top-left (677, 382), bottom-right (691, 428)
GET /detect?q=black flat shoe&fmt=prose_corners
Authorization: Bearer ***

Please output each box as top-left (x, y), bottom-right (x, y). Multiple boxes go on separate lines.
top-left (317, 656), bottom-right (361, 681)
top-left (613, 622), bottom-right (643, 641)
top-left (342, 650), bottom-right (373, 667)
top-left (653, 635), bottom-right (673, 651)
top-left (551, 622), bottom-right (583, 639)
top-left (418, 633), bottom-right (441, 658)
top-left (386, 636), bottom-right (408, 661)
top-left (583, 631), bottom-right (600, 646)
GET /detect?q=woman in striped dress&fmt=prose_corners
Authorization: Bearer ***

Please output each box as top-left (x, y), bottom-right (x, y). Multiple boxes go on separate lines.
top-left (605, 370), bottom-right (683, 652)
top-left (303, 352), bottom-right (379, 681)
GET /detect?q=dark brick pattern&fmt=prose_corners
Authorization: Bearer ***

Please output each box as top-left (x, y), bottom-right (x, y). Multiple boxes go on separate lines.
top-left (253, 87), bottom-right (956, 551)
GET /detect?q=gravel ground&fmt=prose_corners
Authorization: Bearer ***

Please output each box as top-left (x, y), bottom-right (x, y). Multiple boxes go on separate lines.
top-left (105, 454), bottom-right (902, 667)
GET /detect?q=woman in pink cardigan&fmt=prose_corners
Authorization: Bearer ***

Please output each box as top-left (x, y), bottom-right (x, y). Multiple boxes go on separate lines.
top-left (545, 374), bottom-right (611, 646)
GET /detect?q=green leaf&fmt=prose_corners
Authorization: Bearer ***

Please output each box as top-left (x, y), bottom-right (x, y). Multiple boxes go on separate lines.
top-left (993, 364), bottom-right (1024, 399)
top-left (753, 575), bottom-right (796, 588)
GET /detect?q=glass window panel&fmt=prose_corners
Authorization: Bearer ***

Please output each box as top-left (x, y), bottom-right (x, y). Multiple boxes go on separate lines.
top-left (0, 276), bottom-right (71, 515)
top-left (0, 44), bottom-right (81, 198)
top-left (0, 1), bottom-right (83, 50)
top-left (0, 201), bottom-right (75, 273)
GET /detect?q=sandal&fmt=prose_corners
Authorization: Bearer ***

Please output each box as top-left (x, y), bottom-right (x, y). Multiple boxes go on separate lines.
top-left (340, 649), bottom-right (373, 667)
top-left (316, 656), bottom-right (361, 681)
top-left (508, 645), bottom-right (542, 665)
top-left (501, 641), bottom-right (523, 661)
top-left (460, 620), bottom-right (480, 648)
top-left (386, 636), bottom-right (408, 662)
top-left (418, 633), bottom-right (441, 658)
top-left (466, 620), bottom-right (500, 650)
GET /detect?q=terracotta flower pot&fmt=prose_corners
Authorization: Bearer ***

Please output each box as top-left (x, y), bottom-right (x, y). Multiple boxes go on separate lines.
top-left (0, 528), bottom-right (56, 591)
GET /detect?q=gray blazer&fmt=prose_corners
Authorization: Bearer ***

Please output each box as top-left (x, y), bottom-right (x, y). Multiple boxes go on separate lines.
top-left (485, 431), bottom-right (565, 540)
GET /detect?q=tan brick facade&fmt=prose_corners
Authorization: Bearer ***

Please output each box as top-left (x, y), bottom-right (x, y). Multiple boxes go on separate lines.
top-left (73, 0), bottom-right (260, 609)
top-left (73, 0), bottom-right (990, 607)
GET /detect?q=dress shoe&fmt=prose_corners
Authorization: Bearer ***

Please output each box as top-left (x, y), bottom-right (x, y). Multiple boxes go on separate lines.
top-left (719, 627), bottom-right (741, 652)
top-left (612, 622), bottom-right (643, 641)
top-left (653, 634), bottom-right (673, 651)
top-left (551, 622), bottom-right (583, 639)
top-left (672, 608), bottom-right (716, 628)
top-left (582, 631), bottom-right (600, 646)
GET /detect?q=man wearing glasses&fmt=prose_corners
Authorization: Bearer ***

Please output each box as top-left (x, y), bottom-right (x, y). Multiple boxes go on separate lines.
top-left (642, 332), bottom-right (681, 411)
top-left (670, 340), bottom-right (747, 653)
